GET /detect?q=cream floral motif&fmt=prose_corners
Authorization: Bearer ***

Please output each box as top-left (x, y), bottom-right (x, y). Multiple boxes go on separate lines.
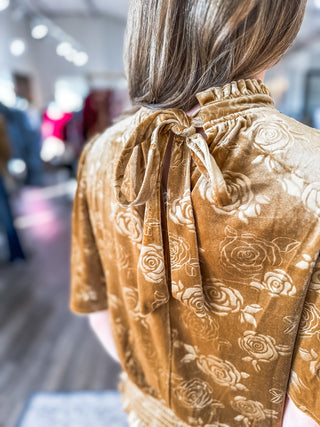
top-left (151, 290), bottom-right (169, 311)
top-left (298, 302), bottom-right (320, 337)
top-left (111, 315), bottom-right (127, 341)
top-left (277, 171), bottom-right (320, 219)
top-left (117, 244), bottom-right (130, 269)
top-left (204, 279), bottom-right (262, 327)
top-left (174, 378), bottom-right (220, 409)
top-left (289, 371), bottom-right (310, 393)
top-left (175, 342), bottom-right (249, 391)
top-left (269, 388), bottom-right (285, 405)
top-left (250, 118), bottom-right (293, 153)
top-left (278, 171), bottom-right (305, 198)
top-left (138, 244), bottom-right (165, 283)
top-left (239, 331), bottom-right (291, 372)
top-left (111, 203), bottom-right (143, 245)
top-left (172, 280), bottom-right (206, 317)
top-left (108, 293), bottom-right (122, 311)
top-left (168, 190), bottom-right (195, 231)
top-left (283, 315), bottom-right (300, 335)
top-left (219, 225), bottom-right (299, 279)
top-left (75, 284), bottom-right (98, 302)
top-left (309, 264), bottom-right (320, 293)
top-left (295, 253), bottom-right (316, 270)
top-left (232, 396), bottom-right (278, 426)
top-left (298, 348), bottom-right (320, 377)
top-left (168, 233), bottom-right (191, 272)
top-left (182, 308), bottom-right (220, 342)
top-left (302, 182), bottom-right (320, 217)
top-left (123, 287), bottom-right (139, 311)
top-left (198, 171), bottom-right (270, 224)
top-left (250, 269), bottom-right (296, 297)
top-left (123, 287), bottom-right (151, 329)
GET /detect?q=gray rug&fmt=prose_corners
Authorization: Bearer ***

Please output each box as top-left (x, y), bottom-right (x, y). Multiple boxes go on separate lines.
top-left (18, 391), bottom-right (130, 427)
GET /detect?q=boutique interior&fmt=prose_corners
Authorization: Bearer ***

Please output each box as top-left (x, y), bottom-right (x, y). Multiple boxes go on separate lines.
top-left (0, 0), bottom-right (319, 426)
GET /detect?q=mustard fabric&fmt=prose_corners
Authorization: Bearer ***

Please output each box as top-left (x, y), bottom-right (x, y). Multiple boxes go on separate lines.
top-left (70, 79), bottom-right (320, 427)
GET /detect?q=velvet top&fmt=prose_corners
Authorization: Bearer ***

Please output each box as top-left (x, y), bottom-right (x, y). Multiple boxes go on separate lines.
top-left (70, 79), bottom-right (320, 426)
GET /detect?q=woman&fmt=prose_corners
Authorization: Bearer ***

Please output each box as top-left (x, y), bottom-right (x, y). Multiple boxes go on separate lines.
top-left (70, 1), bottom-right (320, 426)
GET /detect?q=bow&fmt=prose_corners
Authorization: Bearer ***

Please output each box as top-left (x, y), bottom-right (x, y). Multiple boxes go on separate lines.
top-left (113, 108), bottom-right (231, 315)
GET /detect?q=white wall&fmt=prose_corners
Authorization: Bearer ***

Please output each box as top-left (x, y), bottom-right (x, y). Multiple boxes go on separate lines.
top-left (0, 9), bottom-right (126, 109)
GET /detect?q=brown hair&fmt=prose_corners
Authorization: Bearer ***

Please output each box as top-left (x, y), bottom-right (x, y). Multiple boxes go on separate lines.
top-left (123, 0), bottom-right (306, 111)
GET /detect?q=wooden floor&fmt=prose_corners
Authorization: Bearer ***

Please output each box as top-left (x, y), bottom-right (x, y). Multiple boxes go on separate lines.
top-left (0, 174), bottom-right (121, 427)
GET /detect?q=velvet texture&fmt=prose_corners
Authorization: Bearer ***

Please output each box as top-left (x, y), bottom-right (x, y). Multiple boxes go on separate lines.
top-left (70, 79), bottom-right (320, 426)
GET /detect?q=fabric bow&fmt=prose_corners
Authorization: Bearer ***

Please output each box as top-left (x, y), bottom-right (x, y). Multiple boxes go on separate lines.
top-left (113, 108), bottom-right (231, 315)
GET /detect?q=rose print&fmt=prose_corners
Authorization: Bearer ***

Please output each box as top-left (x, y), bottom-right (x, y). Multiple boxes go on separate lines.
top-left (138, 244), bottom-right (165, 283)
top-left (172, 280), bottom-right (206, 317)
top-left (123, 287), bottom-right (139, 312)
top-left (250, 269), bottom-right (296, 297)
top-left (204, 279), bottom-right (262, 327)
top-left (196, 354), bottom-right (249, 391)
top-left (250, 118), bottom-right (293, 153)
top-left (168, 190), bottom-right (195, 231)
top-left (168, 233), bottom-right (191, 271)
top-left (283, 315), bottom-right (300, 335)
top-left (151, 290), bottom-right (169, 311)
top-left (232, 396), bottom-right (278, 424)
top-left (75, 284), bottom-right (98, 302)
top-left (302, 182), bottom-right (320, 217)
top-left (174, 378), bottom-right (215, 409)
top-left (269, 388), bottom-right (285, 405)
top-left (112, 203), bottom-right (143, 244)
top-left (183, 308), bottom-right (220, 341)
top-left (204, 279), bottom-right (242, 315)
top-left (309, 265), bottom-right (320, 292)
top-left (176, 342), bottom-right (249, 391)
top-left (298, 348), bottom-right (320, 377)
top-left (199, 171), bottom-right (253, 211)
top-left (298, 302), bottom-right (320, 337)
top-left (289, 371), bottom-right (310, 393)
top-left (239, 331), bottom-right (291, 372)
top-left (220, 226), bottom-right (299, 279)
top-left (220, 226), bottom-right (281, 278)
top-left (198, 171), bottom-right (269, 224)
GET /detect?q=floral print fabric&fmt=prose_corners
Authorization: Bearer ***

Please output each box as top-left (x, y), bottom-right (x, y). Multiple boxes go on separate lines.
top-left (70, 79), bottom-right (320, 426)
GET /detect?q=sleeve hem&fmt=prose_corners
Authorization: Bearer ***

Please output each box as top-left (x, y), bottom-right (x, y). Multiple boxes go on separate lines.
top-left (287, 391), bottom-right (320, 426)
top-left (69, 302), bottom-right (108, 315)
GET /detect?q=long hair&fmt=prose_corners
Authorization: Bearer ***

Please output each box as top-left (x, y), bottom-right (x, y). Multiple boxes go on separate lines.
top-left (124, 0), bottom-right (306, 111)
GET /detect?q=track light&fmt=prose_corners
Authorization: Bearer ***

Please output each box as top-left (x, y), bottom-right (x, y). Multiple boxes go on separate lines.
top-left (0, 0), bottom-right (9, 12)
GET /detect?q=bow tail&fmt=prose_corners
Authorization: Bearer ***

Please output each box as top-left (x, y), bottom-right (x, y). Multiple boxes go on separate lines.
top-left (136, 132), bottom-right (170, 315)
top-left (166, 136), bottom-right (207, 317)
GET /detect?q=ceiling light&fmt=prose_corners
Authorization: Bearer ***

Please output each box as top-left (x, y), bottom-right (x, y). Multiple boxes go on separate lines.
top-left (56, 41), bottom-right (72, 57)
top-left (31, 24), bottom-right (48, 40)
top-left (65, 48), bottom-right (77, 62)
top-left (10, 39), bottom-right (26, 56)
top-left (73, 51), bottom-right (89, 67)
top-left (0, 0), bottom-right (9, 12)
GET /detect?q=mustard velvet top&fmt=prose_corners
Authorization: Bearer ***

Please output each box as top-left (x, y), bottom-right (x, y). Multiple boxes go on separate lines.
top-left (70, 79), bottom-right (320, 427)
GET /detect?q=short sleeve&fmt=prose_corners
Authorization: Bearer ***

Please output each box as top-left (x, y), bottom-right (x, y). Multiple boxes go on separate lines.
top-left (287, 253), bottom-right (320, 425)
top-left (69, 136), bottom-right (108, 314)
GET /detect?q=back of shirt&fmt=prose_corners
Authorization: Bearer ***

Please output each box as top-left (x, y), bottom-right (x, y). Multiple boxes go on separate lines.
top-left (70, 79), bottom-right (320, 427)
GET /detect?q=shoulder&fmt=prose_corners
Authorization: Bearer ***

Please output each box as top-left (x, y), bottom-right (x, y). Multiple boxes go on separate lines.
top-left (249, 107), bottom-right (320, 185)
top-left (83, 107), bottom-right (149, 165)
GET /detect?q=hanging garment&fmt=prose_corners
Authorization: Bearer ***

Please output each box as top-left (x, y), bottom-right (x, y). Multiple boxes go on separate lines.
top-left (70, 79), bottom-right (320, 427)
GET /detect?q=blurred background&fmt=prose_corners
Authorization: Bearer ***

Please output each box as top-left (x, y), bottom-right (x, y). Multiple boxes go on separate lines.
top-left (0, 0), bottom-right (319, 426)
